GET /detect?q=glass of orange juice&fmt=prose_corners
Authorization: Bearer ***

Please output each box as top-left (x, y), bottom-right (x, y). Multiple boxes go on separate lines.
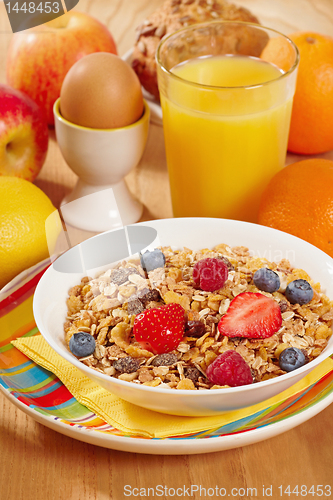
top-left (156, 21), bottom-right (299, 222)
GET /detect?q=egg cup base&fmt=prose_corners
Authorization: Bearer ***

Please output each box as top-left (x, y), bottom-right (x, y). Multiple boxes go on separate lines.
top-left (53, 98), bottom-right (149, 232)
top-left (60, 179), bottom-right (143, 233)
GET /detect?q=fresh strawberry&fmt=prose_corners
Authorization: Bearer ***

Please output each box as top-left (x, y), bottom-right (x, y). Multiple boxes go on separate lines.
top-left (218, 292), bottom-right (282, 339)
top-left (193, 258), bottom-right (228, 292)
top-left (133, 303), bottom-right (185, 354)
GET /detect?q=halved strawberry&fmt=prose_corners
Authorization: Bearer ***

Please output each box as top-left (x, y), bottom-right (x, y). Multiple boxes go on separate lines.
top-left (133, 303), bottom-right (185, 354)
top-left (218, 292), bottom-right (282, 339)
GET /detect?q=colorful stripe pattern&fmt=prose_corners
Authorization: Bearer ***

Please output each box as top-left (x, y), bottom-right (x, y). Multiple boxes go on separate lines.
top-left (1, 262), bottom-right (333, 440)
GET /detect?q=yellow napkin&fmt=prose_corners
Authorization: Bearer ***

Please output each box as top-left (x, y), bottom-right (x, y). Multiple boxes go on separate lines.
top-left (12, 335), bottom-right (333, 439)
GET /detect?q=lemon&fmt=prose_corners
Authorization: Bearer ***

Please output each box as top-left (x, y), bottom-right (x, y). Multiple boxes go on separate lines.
top-left (0, 177), bottom-right (61, 290)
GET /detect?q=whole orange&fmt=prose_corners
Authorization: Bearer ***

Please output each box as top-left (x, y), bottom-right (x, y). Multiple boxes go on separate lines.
top-left (287, 32), bottom-right (333, 154)
top-left (260, 36), bottom-right (296, 73)
top-left (258, 159), bottom-right (333, 258)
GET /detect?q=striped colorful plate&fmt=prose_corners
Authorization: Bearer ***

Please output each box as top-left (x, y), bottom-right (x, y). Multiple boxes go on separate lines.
top-left (1, 260), bottom-right (333, 455)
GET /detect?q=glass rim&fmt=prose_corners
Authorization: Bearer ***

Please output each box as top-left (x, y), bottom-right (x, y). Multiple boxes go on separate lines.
top-left (156, 20), bottom-right (300, 91)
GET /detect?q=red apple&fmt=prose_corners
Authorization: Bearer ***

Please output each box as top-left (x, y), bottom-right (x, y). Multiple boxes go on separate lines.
top-left (0, 85), bottom-right (48, 182)
top-left (6, 11), bottom-right (117, 126)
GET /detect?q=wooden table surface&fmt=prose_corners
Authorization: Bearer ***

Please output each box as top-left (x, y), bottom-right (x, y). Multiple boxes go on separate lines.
top-left (1, 1), bottom-right (333, 499)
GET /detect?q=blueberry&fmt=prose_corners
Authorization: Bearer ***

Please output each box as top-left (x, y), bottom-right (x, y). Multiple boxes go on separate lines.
top-left (253, 268), bottom-right (280, 293)
top-left (140, 249), bottom-right (165, 272)
top-left (285, 279), bottom-right (314, 305)
top-left (69, 332), bottom-right (96, 357)
top-left (279, 347), bottom-right (308, 372)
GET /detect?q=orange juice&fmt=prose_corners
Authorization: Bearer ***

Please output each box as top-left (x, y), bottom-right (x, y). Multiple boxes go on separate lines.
top-left (160, 54), bottom-right (293, 222)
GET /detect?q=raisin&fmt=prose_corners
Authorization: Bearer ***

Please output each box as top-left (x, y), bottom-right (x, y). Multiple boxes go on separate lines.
top-left (218, 256), bottom-right (234, 271)
top-left (127, 298), bottom-right (144, 316)
top-left (138, 287), bottom-right (160, 305)
top-left (140, 25), bottom-right (157, 37)
top-left (251, 368), bottom-right (260, 382)
top-left (184, 366), bottom-right (200, 383)
top-left (178, 15), bottom-right (193, 23)
top-left (131, 58), bottom-right (141, 70)
top-left (212, 2), bottom-right (222, 10)
top-left (185, 320), bottom-right (205, 337)
top-left (279, 300), bottom-right (289, 313)
top-left (113, 356), bottom-right (140, 373)
top-left (151, 353), bottom-right (178, 366)
top-left (300, 349), bottom-right (310, 363)
top-left (111, 268), bottom-right (137, 286)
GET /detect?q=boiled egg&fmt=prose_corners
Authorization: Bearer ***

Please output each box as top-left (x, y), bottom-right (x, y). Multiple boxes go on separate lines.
top-left (60, 52), bottom-right (144, 129)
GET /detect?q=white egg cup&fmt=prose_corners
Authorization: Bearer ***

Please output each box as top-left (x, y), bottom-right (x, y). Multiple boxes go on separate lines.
top-left (53, 98), bottom-right (150, 232)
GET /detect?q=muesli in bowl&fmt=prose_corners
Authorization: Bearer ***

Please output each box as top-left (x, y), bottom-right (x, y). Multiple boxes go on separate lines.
top-left (33, 218), bottom-right (333, 416)
top-left (64, 243), bottom-right (333, 391)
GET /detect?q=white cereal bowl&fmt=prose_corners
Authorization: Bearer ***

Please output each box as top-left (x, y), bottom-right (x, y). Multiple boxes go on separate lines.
top-left (33, 218), bottom-right (333, 416)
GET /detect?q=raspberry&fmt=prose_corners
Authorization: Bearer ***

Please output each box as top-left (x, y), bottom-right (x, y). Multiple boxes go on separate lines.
top-left (193, 258), bottom-right (228, 292)
top-left (206, 351), bottom-right (253, 387)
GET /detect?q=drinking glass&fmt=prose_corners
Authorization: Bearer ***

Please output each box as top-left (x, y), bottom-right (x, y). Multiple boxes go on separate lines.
top-left (156, 21), bottom-right (299, 222)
